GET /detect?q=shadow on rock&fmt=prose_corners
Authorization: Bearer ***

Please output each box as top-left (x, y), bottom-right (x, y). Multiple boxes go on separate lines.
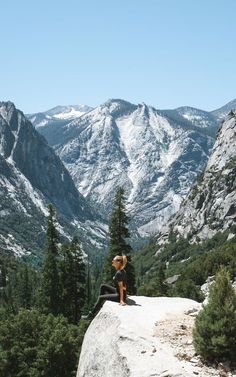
top-left (126, 297), bottom-right (142, 306)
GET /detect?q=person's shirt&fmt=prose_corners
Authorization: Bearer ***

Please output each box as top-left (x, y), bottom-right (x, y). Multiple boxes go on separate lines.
top-left (113, 269), bottom-right (127, 293)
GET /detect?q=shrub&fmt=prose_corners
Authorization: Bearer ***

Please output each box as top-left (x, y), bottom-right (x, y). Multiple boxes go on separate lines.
top-left (0, 309), bottom-right (88, 377)
top-left (193, 267), bottom-right (236, 362)
top-left (172, 278), bottom-right (204, 302)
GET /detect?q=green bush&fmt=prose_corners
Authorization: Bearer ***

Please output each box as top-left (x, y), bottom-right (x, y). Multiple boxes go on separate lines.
top-left (193, 267), bottom-right (236, 362)
top-left (172, 278), bottom-right (204, 302)
top-left (0, 309), bottom-right (88, 377)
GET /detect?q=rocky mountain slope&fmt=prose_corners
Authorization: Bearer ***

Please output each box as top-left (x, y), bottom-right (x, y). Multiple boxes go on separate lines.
top-left (175, 106), bottom-right (219, 134)
top-left (28, 104), bottom-right (93, 127)
top-left (27, 104), bottom-right (93, 148)
top-left (47, 99), bottom-right (214, 237)
top-left (0, 102), bottom-right (105, 257)
top-left (211, 98), bottom-right (236, 121)
top-left (168, 109), bottom-right (236, 241)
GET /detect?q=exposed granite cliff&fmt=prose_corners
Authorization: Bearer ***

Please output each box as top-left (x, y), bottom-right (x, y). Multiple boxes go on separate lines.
top-left (167, 110), bottom-right (236, 240)
top-left (0, 102), bottom-right (105, 256)
top-left (77, 296), bottom-right (234, 377)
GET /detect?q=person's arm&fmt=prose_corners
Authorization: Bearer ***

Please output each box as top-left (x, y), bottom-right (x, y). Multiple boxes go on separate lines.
top-left (118, 281), bottom-right (126, 305)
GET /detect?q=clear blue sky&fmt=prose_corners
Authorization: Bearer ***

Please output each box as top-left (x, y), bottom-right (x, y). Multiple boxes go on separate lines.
top-left (1, 0), bottom-right (235, 113)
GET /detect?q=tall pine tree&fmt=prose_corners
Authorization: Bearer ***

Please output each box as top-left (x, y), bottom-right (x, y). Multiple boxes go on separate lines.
top-left (18, 265), bottom-right (32, 309)
top-left (103, 187), bottom-right (136, 294)
top-left (60, 236), bottom-right (86, 323)
top-left (154, 264), bottom-right (168, 296)
top-left (39, 204), bottom-right (61, 316)
top-left (71, 236), bottom-right (86, 321)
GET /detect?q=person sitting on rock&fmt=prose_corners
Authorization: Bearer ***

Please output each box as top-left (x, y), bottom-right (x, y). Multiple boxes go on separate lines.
top-left (82, 255), bottom-right (127, 320)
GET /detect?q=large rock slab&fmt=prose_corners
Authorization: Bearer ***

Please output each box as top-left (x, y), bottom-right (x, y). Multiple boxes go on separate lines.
top-left (77, 296), bottom-right (236, 377)
top-left (78, 296), bottom-right (218, 377)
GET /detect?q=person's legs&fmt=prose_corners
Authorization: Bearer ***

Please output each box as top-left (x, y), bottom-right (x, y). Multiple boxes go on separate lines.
top-left (99, 284), bottom-right (117, 295)
top-left (82, 287), bottom-right (119, 320)
top-left (91, 292), bottom-right (119, 317)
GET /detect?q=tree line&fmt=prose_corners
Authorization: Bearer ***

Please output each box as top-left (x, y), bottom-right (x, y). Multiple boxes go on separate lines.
top-left (3, 185), bottom-right (235, 371)
top-left (0, 186), bottom-right (136, 376)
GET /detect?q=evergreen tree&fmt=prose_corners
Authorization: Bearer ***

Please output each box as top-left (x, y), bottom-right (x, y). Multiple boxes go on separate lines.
top-left (18, 264), bottom-right (32, 309)
top-left (0, 263), bottom-right (7, 287)
top-left (155, 264), bottom-right (168, 296)
top-left (39, 205), bottom-right (61, 316)
top-left (0, 257), bottom-right (39, 313)
top-left (103, 187), bottom-right (136, 294)
top-left (70, 236), bottom-right (86, 322)
top-left (136, 265), bottom-right (168, 297)
top-left (0, 278), bottom-right (16, 314)
top-left (60, 236), bottom-right (86, 323)
top-left (0, 309), bottom-right (88, 377)
top-left (60, 243), bottom-right (74, 321)
top-left (173, 278), bottom-right (204, 302)
top-left (193, 267), bottom-right (236, 362)
top-left (86, 256), bottom-right (92, 308)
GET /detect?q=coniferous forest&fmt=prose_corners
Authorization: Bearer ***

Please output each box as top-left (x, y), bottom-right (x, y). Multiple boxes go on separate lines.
top-left (0, 188), bottom-right (137, 376)
top-left (0, 204), bottom-right (90, 377)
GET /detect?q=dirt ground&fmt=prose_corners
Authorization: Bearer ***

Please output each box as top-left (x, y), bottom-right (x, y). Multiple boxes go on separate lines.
top-left (154, 311), bottom-right (236, 377)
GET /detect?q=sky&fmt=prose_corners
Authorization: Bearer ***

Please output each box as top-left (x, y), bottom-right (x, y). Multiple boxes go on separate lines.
top-left (0, 0), bottom-right (236, 113)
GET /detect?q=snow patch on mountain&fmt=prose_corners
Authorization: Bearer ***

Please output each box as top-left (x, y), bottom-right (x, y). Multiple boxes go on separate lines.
top-left (52, 105), bottom-right (92, 120)
top-left (54, 100), bottom-right (214, 237)
top-left (28, 104), bottom-right (93, 128)
top-left (175, 106), bottom-right (217, 129)
top-left (0, 234), bottom-right (29, 256)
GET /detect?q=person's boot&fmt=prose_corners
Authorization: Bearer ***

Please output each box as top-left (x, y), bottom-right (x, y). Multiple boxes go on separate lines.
top-left (81, 311), bottom-right (94, 320)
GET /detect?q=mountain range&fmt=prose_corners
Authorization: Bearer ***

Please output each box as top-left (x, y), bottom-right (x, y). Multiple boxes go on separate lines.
top-left (0, 97), bottom-right (235, 258)
top-left (28, 98), bottom-right (236, 239)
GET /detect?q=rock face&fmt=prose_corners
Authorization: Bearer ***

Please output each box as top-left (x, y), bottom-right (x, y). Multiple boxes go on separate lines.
top-left (211, 98), bottom-right (236, 121)
top-left (0, 102), bottom-right (105, 256)
top-left (43, 99), bottom-right (214, 237)
top-left (77, 296), bottom-right (231, 377)
top-left (168, 110), bottom-right (236, 240)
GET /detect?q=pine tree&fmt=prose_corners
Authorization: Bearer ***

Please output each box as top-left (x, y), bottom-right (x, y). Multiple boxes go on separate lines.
top-left (70, 236), bottom-right (86, 322)
top-left (18, 265), bottom-right (32, 309)
top-left (193, 267), bottom-right (236, 362)
top-left (86, 256), bottom-right (92, 308)
top-left (39, 204), bottom-right (61, 316)
top-left (0, 264), bottom-right (7, 287)
top-left (0, 309), bottom-right (87, 377)
top-left (103, 187), bottom-right (136, 294)
top-left (60, 243), bottom-right (74, 321)
top-left (60, 236), bottom-right (86, 323)
top-left (154, 264), bottom-right (168, 296)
